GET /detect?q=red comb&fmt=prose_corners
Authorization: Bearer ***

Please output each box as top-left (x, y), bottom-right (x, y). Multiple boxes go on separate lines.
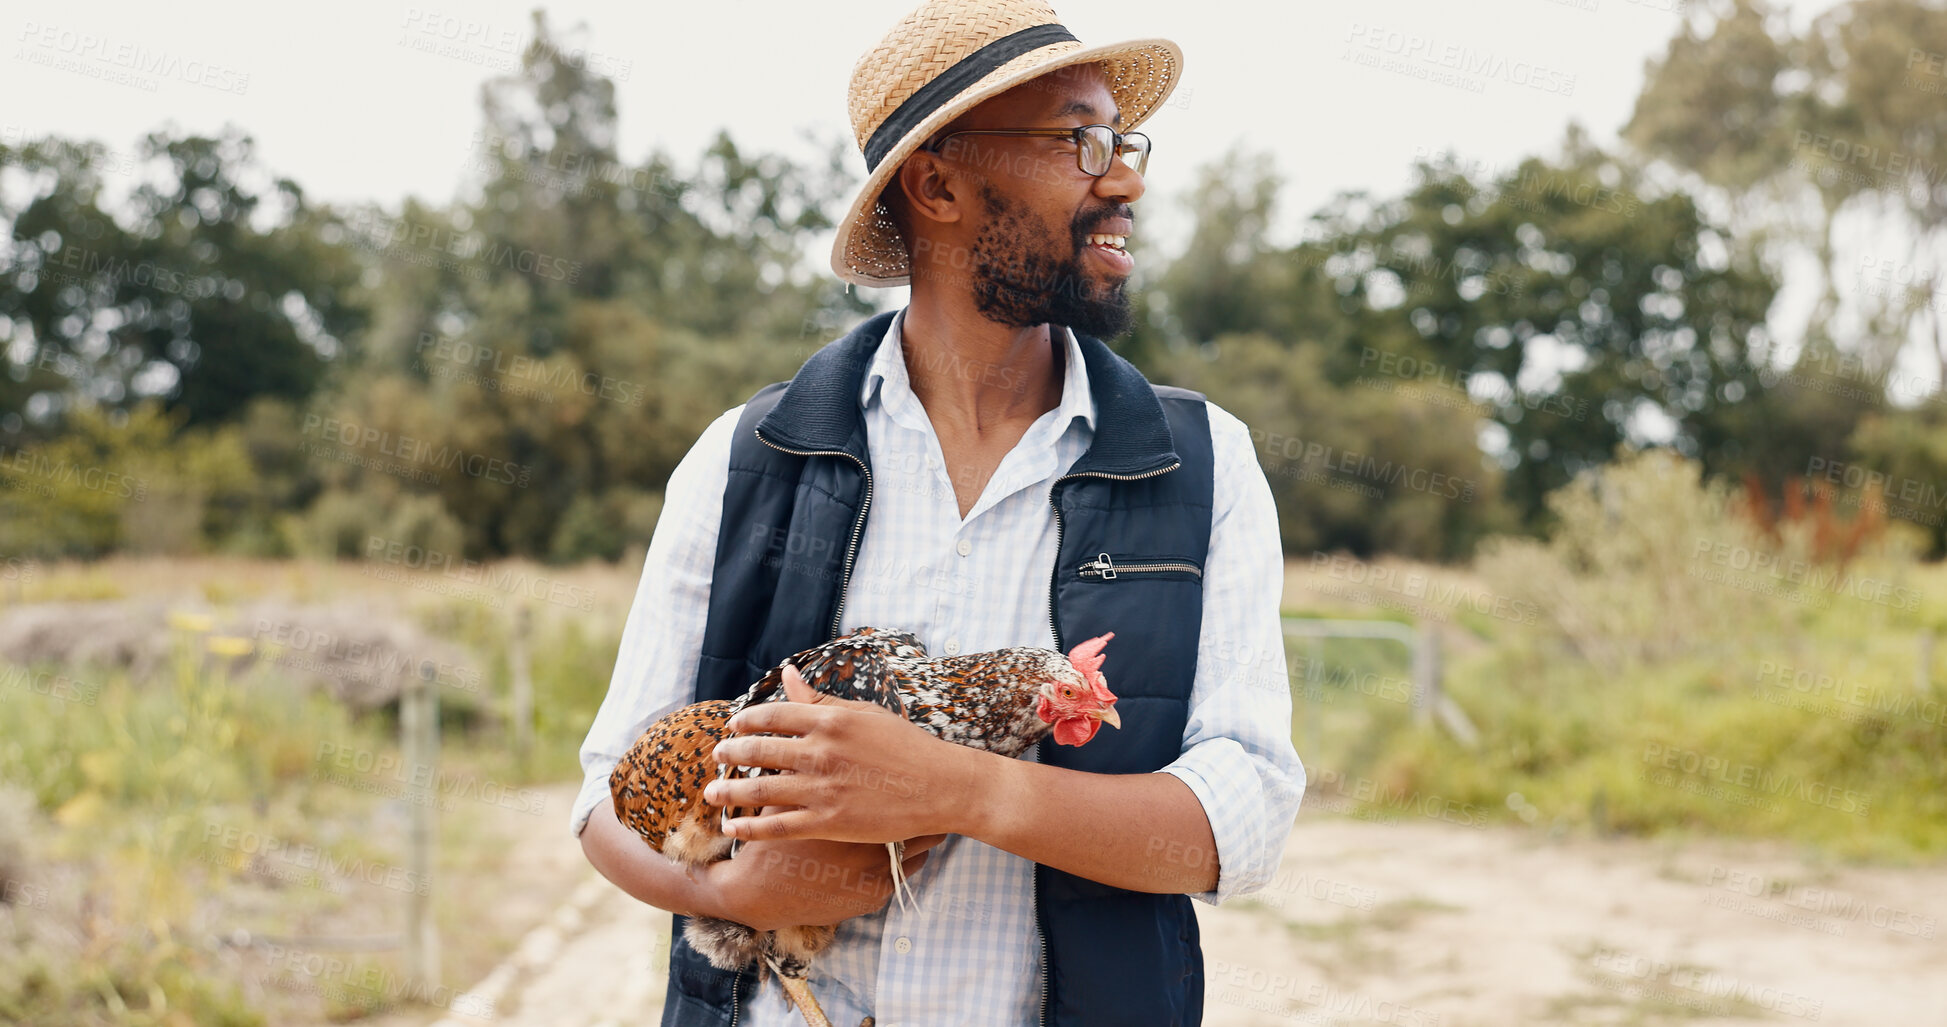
top-left (1066, 632), bottom-right (1116, 700)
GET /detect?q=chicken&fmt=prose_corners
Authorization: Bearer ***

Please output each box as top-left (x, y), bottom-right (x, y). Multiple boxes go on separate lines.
top-left (610, 625), bottom-right (1120, 1027)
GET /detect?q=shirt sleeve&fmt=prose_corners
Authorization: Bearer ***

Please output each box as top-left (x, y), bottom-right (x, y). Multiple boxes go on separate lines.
top-left (569, 404), bottom-right (743, 838)
top-left (1157, 400), bottom-right (1306, 904)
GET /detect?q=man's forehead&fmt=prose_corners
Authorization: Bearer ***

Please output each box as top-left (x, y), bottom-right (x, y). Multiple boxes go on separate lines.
top-left (969, 63), bottom-right (1122, 126)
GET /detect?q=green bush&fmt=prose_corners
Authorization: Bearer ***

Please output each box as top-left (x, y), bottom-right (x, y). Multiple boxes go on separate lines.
top-left (1849, 405), bottom-right (1947, 557)
top-left (1322, 450), bottom-right (1947, 860)
top-left (1476, 448), bottom-right (1926, 667)
top-left (548, 487), bottom-right (663, 564)
top-left (281, 485), bottom-right (464, 560)
top-left (0, 404), bottom-right (258, 559)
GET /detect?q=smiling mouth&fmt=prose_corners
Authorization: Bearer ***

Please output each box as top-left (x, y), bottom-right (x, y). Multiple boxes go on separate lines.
top-left (1084, 232), bottom-right (1128, 252)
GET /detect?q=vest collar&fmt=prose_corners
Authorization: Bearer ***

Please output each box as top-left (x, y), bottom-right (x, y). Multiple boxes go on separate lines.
top-left (753, 310), bottom-right (1180, 477)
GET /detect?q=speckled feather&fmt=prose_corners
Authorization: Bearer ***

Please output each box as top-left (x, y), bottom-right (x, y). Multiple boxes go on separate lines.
top-left (709, 628), bottom-right (1075, 823)
top-left (609, 699), bottom-right (737, 861)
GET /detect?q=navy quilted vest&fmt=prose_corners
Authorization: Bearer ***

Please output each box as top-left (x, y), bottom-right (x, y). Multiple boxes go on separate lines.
top-left (661, 310), bottom-right (1214, 1026)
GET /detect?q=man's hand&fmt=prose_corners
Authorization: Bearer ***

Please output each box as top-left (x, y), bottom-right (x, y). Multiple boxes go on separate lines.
top-left (703, 831), bottom-right (944, 930)
top-left (705, 662), bottom-right (984, 844)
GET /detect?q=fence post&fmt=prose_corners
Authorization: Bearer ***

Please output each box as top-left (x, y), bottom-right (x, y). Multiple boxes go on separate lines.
top-left (510, 605), bottom-right (533, 759)
top-left (1413, 621), bottom-right (1441, 727)
top-left (404, 662), bottom-right (440, 988)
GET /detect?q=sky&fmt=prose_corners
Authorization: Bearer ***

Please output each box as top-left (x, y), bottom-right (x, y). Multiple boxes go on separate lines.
top-left (5, 1), bottom-right (1843, 235)
top-left (3, 0), bottom-right (1861, 338)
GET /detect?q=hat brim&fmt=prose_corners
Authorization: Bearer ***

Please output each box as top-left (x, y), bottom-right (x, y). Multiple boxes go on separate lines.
top-left (829, 37), bottom-right (1183, 288)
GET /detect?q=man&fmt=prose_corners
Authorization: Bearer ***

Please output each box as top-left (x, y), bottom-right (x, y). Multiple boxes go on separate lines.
top-left (574, 2), bottom-right (1304, 1024)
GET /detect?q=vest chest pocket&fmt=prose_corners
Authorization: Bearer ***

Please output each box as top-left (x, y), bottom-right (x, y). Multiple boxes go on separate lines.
top-left (1075, 552), bottom-right (1204, 582)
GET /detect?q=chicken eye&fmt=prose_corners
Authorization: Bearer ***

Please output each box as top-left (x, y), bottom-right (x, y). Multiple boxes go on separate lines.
top-left (1061, 686), bottom-right (1075, 699)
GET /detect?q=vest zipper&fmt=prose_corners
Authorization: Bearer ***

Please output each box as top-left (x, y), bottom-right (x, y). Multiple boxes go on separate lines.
top-left (1035, 863), bottom-right (1049, 1027)
top-left (1038, 460), bottom-right (1179, 1027)
top-left (754, 430), bottom-right (874, 639)
top-left (1076, 553), bottom-right (1203, 580)
top-left (728, 966), bottom-right (743, 1026)
top-left (1044, 463), bottom-right (1180, 651)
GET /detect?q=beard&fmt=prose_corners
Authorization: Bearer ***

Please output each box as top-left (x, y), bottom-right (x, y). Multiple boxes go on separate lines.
top-left (964, 182), bottom-right (1134, 340)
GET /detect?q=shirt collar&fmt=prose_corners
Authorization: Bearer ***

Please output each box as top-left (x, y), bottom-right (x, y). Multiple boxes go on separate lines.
top-left (859, 306), bottom-right (1097, 436)
top-left (755, 309), bottom-right (1178, 478)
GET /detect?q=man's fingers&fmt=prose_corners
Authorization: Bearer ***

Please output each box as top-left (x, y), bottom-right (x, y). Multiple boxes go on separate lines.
top-left (711, 733), bottom-right (810, 771)
top-left (706, 768), bottom-right (812, 809)
top-left (902, 833), bottom-right (948, 856)
top-left (722, 808), bottom-right (820, 842)
top-left (895, 834), bottom-right (945, 876)
top-left (725, 699), bottom-right (825, 736)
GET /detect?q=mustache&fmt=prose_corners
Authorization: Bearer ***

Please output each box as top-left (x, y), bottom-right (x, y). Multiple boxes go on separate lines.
top-left (1074, 206), bottom-right (1135, 235)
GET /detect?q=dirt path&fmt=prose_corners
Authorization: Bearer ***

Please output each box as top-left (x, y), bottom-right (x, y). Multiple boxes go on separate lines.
top-left (418, 814), bottom-right (1946, 1026)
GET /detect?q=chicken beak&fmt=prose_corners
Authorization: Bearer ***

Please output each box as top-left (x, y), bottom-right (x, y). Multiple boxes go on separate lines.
top-left (1091, 705), bottom-right (1122, 730)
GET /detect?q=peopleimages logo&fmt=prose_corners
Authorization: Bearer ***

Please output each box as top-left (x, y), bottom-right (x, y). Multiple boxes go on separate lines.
top-left (1690, 538), bottom-right (1921, 611)
top-left (344, 210), bottom-right (581, 284)
top-left (363, 536), bottom-right (596, 612)
top-left (0, 446), bottom-right (148, 500)
top-left (1343, 22), bottom-right (1577, 96)
top-left (1641, 742), bottom-right (1872, 815)
top-left (37, 244), bottom-right (222, 298)
top-left (299, 414), bottom-right (531, 488)
top-left (14, 21), bottom-right (251, 94)
top-left (414, 332), bottom-right (645, 407)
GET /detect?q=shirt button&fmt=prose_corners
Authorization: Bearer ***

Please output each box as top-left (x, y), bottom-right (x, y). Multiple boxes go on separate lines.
top-left (956, 538), bottom-right (972, 557)
top-left (943, 637), bottom-right (961, 655)
top-left (893, 936), bottom-right (913, 954)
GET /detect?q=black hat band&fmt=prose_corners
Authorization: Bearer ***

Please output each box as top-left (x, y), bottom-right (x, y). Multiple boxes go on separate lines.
top-left (863, 22), bottom-right (1079, 172)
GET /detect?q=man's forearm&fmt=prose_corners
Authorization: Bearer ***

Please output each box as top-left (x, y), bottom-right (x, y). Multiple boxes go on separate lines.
top-left (583, 793), bottom-right (947, 930)
top-left (960, 749), bottom-right (1219, 894)
top-left (705, 689), bottom-right (1222, 894)
top-left (580, 800), bottom-right (722, 918)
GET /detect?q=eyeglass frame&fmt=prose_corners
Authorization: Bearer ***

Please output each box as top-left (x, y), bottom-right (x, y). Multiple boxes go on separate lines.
top-left (920, 124), bottom-right (1151, 178)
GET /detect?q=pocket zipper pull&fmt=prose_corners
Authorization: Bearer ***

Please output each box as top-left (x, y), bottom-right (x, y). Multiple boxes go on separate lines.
top-left (1079, 553), bottom-right (1117, 580)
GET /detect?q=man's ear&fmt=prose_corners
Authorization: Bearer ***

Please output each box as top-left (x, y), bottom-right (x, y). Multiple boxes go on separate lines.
top-left (896, 152), bottom-right (963, 228)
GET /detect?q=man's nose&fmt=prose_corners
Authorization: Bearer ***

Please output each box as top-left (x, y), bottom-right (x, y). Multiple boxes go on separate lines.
top-left (1094, 158), bottom-right (1145, 205)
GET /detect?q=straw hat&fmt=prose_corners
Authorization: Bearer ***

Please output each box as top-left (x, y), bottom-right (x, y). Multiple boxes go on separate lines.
top-left (830, 0), bottom-right (1182, 287)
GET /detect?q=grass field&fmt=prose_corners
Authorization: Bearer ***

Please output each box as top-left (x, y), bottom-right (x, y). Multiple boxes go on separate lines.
top-left (0, 556), bottom-right (632, 1026)
top-left (2, 526), bottom-right (1943, 1022)
top-left (1281, 547), bottom-right (1947, 863)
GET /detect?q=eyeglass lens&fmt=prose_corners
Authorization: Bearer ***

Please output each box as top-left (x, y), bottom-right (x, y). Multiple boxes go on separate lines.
top-left (1079, 126), bottom-right (1148, 176)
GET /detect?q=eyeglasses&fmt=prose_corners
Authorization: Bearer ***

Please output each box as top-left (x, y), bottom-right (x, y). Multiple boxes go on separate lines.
top-left (923, 124), bottom-right (1151, 178)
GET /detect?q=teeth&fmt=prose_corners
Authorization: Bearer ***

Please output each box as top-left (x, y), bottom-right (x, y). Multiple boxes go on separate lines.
top-left (1086, 234), bottom-right (1128, 250)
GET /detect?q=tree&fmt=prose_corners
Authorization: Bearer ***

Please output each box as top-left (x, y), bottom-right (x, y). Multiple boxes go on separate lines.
top-left (1143, 137), bottom-right (1783, 525)
top-left (1626, 0), bottom-right (1947, 381)
top-left (305, 10), bottom-right (872, 560)
top-left (0, 128), bottom-right (364, 437)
